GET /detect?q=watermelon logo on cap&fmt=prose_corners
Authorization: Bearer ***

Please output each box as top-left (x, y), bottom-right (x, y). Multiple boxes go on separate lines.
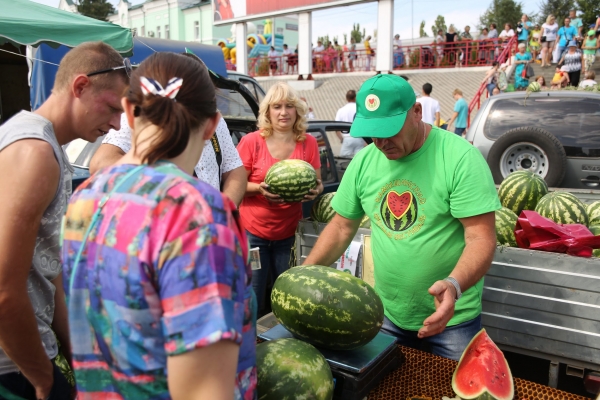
top-left (365, 94), bottom-right (380, 112)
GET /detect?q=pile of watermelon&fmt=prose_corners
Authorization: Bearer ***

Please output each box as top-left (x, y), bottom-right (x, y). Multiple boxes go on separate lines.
top-left (256, 265), bottom-right (385, 399)
top-left (496, 171), bottom-right (600, 257)
top-left (311, 191), bottom-right (371, 228)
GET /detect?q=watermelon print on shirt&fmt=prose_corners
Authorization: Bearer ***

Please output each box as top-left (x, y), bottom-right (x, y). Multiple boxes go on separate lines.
top-left (332, 127), bottom-right (500, 331)
top-left (61, 162), bottom-right (257, 400)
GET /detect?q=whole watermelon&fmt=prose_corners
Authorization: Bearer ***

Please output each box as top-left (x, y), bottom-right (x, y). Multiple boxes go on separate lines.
top-left (496, 207), bottom-right (518, 247)
top-left (452, 329), bottom-right (514, 400)
top-left (535, 192), bottom-right (589, 226)
top-left (587, 201), bottom-right (600, 226)
top-left (265, 159), bottom-right (317, 202)
top-left (311, 192), bottom-right (336, 223)
top-left (498, 171), bottom-right (548, 215)
top-left (271, 265), bottom-right (384, 350)
top-left (257, 338), bottom-right (334, 400)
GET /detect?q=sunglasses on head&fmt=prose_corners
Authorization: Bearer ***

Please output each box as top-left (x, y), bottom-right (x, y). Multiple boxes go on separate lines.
top-left (87, 58), bottom-right (132, 78)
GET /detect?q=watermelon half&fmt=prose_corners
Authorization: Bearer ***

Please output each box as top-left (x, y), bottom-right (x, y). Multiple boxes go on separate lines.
top-left (452, 329), bottom-right (514, 400)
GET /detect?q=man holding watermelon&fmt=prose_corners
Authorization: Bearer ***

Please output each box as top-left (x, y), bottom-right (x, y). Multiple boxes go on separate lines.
top-left (304, 74), bottom-right (501, 361)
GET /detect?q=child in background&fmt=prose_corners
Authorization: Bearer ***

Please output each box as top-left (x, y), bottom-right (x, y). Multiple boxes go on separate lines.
top-left (551, 66), bottom-right (570, 89)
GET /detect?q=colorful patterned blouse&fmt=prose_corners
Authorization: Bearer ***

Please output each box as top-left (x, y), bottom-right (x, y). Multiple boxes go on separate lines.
top-left (61, 162), bottom-right (256, 399)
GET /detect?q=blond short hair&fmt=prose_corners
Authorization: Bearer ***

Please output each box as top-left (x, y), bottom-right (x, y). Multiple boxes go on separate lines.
top-left (257, 82), bottom-right (308, 141)
top-left (453, 88), bottom-right (463, 96)
top-left (546, 14), bottom-right (555, 24)
top-left (54, 41), bottom-right (127, 93)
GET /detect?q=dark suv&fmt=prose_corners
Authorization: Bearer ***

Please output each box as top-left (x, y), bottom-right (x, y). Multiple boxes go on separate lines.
top-left (466, 91), bottom-right (600, 189)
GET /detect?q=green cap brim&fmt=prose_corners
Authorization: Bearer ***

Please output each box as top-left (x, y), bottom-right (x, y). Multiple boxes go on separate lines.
top-left (350, 110), bottom-right (408, 139)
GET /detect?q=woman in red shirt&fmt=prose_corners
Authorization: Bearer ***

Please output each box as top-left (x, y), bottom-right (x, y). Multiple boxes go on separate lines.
top-left (237, 82), bottom-right (323, 315)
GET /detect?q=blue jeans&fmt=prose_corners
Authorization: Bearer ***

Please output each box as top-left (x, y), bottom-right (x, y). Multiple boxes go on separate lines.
top-left (246, 231), bottom-right (295, 315)
top-left (381, 315), bottom-right (482, 361)
top-left (486, 82), bottom-right (497, 96)
top-left (455, 127), bottom-right (466, 136)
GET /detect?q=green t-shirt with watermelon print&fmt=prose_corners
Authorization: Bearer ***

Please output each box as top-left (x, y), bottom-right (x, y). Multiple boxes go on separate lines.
top-left (331, 126), bottom-right (501, 331)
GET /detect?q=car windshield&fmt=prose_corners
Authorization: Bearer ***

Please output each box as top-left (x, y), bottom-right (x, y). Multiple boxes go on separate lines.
top-left (483, 96), bottom-right (600, 157)
top-left (217, 88), bottom-right (257, 121)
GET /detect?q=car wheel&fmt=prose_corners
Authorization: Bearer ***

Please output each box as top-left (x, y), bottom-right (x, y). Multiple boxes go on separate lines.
top-left (486, 127), bottom-right (567, 187)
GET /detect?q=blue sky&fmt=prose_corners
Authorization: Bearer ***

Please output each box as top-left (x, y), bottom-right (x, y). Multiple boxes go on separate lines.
top-left (31, 0), bottom-right (542, 42)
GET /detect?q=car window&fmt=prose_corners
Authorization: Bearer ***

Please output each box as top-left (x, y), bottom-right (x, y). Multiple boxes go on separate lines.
top-left (483, 97), bottom-right (600, 157)
top-left (64, 137), bottom-right (103, 169)
top-left (217, 88), bottom-right (256, 121)
top-left (307, 130), bottom-right (335, 184)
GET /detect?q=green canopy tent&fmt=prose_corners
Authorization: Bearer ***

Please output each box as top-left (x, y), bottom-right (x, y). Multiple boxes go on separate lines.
top-left (0, 0), bottom-right (133, 54)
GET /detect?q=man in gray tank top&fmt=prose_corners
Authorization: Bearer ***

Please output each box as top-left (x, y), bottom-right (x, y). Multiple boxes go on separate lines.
top-left (0, 42), bottom-right (129, 400)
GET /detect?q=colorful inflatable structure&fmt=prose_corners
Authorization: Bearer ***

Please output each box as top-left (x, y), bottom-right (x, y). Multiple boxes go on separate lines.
top-left (218, 19), bottom-right (284, 65)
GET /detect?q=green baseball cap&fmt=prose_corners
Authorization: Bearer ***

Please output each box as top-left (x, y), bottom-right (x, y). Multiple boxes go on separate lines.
top-left (588, 29), bottom-right (596, 36)
top-left (350, 74), bottom-right (416, 139)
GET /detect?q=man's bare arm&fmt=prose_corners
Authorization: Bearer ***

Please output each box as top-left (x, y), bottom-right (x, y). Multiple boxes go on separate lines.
top-left (419, 212), bottom-right (496, 338)
top-left (0, 140), bottom-right (60, 397)
top-left (221, 166), bottom-right (247, 207)
top-left (89, 143), bottom-right (125, 175)
top-left (303, 214), bottom-right (362, 266)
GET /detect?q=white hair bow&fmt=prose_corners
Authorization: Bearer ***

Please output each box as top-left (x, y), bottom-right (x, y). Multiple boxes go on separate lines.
top-left (140, 76), bottom-right (183, 100)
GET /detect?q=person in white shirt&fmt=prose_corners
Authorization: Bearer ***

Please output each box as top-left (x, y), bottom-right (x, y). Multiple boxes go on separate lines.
top-left (579, 70), bottom-right (597, 88)
top-left (90, 114), bottom-right (248, 205)
top-left (499, 23), bottom-right (515, 42)
top-left (436, 29), bottom-right (445, 66)
top-left (335, 90), bottom-right (364, 157)
top-left (267, 46), bottom-right (279, 75)
top-left (393, 34), bottom-right (404, 67)
top-left (282, 44), bottom-right (293, 74)
top-left (541, 15), bottom-right (559, 67)
top-left (416, 83), bottom-right (441, 127)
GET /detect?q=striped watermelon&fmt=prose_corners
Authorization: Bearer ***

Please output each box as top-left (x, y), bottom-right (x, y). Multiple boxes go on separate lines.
top-left (271, 265), bottom-right (384, 350)
top-left (311, 192), bottom-right (336, 223)
top-left (496, 207), bottom-right (518, 247)
top-left (257, 338), bottom-right (334, 400)
top-left (587, 201), bottom-right (600, 226)
top-left (265, 159), bottom-right (317, 203)
top-left (534, 192), bottom-right (589, 226)
top-left (498, 171), bottom-right (548, 215)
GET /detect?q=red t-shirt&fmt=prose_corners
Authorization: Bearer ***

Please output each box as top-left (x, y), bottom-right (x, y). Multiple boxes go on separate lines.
top-left (237, 131), bottom-right (321, 240)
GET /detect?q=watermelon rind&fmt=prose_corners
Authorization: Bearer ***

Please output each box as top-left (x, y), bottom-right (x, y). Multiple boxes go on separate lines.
top-left (498, 171), bottom-right (548, 215)
top-left (495, 207), bottom-right (518, 247)
top-left (257, 338), bottom-right (334, 400)
top-left (534, 191), bottom-right (589, 226)
top-left (265, 159), bottom-right (317, 203)
top-left (590, 225), bottom-right (600, 258)
top-left (452, 329), bottom-right (514, 400)
top-left (271, 265), bottom-right (384, 350)
top-left (311, 192), bottom-right (336, 223)
top-left (587, 201), bottom-right (600, 226)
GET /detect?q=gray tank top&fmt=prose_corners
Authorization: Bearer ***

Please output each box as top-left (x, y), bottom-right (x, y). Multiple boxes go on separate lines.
top-left (0, 111), bottom-right (73, 374)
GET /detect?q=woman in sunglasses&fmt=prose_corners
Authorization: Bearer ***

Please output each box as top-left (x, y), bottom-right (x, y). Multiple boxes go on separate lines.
top-left (61, 52), bottom-right (256, 399)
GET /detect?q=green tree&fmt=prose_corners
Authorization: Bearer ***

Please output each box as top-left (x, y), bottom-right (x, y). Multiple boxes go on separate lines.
top-left (479, 0), bottom-right (524, 30)
top-left (419, 20), bottom-right (429, 37)
top-left (76, 0), bottom-right (115, 21)
top-left (431, 15), bottom-right (447, 36)
top-left (317, 35), bottom-right (331, 47)
top-left (575, 0), bottom-right (597, 27)
top-left (350, 23), bottom-right (365, 43)
top-left (343, 33), bottom-right (348, 45)
top-left (537, 0), bottom-right (574, 24)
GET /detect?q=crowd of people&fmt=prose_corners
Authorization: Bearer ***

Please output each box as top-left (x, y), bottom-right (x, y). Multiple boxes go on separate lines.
top-left (0, 38), bottom-right (503, 399)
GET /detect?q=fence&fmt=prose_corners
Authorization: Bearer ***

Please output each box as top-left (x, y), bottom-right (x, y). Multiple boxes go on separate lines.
top-left (236, 38), bottom-right (517, 77)
top-left (467, 35), bottom-right (518, 128)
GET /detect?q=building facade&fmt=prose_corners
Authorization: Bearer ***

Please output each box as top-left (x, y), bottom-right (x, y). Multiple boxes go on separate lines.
top-left (106, 0), bottom-right (299, 49)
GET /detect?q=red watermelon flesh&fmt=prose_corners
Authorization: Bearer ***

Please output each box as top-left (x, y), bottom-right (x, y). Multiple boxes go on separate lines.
top-left (452, 329), bottom-right (514, 400)
top-left (387, 191), bottom-right (413, 219)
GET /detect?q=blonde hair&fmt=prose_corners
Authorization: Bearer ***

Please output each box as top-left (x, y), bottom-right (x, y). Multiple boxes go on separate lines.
top-left (257, 82), bottom-right (308, 141)
top-left (586, 70), bottom-right (596, 80)
top-left (54, 41), bottom-right (127, 93)
top-left (453, 88), bottom-right (463, 96)
top-left (518, 42), bottom-right (526, 50)
top-left (546, 14), bottom-right (555, 24)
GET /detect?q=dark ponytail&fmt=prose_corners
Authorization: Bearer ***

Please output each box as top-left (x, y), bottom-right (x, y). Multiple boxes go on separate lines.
top-left (126, 52), bottom-right (217, 164)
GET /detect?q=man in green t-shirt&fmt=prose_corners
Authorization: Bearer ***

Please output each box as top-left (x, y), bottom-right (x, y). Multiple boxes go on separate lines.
top-left (303, 74), bottom-right (500, 361)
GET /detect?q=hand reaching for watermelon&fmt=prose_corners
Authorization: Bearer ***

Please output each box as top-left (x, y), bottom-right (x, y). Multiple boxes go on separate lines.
top-left (417, 280), bottom-right (456, 338)
top-left (259, 182), bottom-right (284, 203)
top-left (301, 179), bottom-right (323, 203)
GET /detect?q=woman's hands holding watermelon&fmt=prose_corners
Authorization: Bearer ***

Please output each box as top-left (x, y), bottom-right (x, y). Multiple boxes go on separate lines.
top-left (302, 179), bottom-right (323, 203)
top-left (259, 182), bottom-right (284, 203)
top-left (417, 280), bottom-right (456, 338)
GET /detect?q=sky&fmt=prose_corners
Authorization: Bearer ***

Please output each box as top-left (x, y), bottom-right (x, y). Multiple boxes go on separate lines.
top-left (31, 0), bottom-right (542, 43)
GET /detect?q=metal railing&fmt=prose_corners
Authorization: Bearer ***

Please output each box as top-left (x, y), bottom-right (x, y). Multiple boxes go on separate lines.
top-left (467, 35), bottom-right (518, 128)
top-left (240, 38), bottom-right (517, 77)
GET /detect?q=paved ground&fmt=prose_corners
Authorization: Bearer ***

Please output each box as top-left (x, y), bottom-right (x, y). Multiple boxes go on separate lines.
top-left (254, 68), bottom-right (490, 122)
